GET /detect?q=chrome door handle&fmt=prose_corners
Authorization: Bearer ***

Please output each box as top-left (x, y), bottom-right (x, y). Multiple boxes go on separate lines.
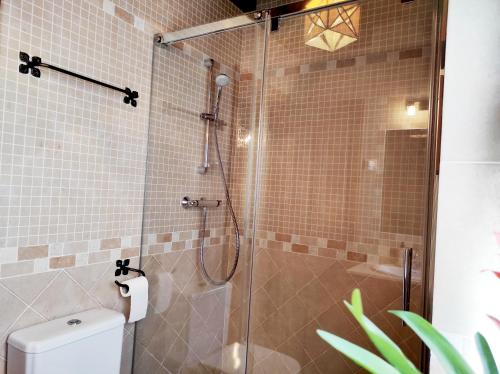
top-left (402, 248), bottom-right (413, 324)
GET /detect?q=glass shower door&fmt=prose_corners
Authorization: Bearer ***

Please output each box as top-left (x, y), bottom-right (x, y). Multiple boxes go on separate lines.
top-left (133, 20), bottom-right (267, 374)
top-left (133, 0), bottom-right (436, 371)
top-left (246, 1), bottom-right (434, 372)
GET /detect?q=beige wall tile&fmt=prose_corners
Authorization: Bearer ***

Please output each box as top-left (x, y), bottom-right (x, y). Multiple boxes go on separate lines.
top-left (156, 233), bottom-right (172, 243)
top-left (0, 272), bottom-right (58, 305)
top-left (115, 6), bottom-right (133, 25)
top-left (49, 256), bottom-right (76, 269)
top-left (1, 261), bottom-right (34, 278)
top-left (291, 244), bottom-right (308, 254)
top-left (89, 251), bottom-right (111, 264)
top-left (347, 252), bottom-right (367, 262)
top-left (101, 238), bottom-right (122, 250)
top-left (121, 247), bottom-right (140, 258)
top-left (18, 245), bottom-right (48, 261)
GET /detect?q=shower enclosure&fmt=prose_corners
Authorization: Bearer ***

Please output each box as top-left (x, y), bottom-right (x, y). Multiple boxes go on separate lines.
top-left (134, 0), bottom-right (439, 372)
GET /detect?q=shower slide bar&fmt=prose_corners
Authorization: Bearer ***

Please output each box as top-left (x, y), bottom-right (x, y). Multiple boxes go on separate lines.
top-left (155, 0), bottom-right (359, 46)
top-left (18, 51), bottom-right (139, 107)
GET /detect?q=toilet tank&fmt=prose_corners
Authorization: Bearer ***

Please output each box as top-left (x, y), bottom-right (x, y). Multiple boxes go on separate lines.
top-left (7, 308), bottom-right (125, 374)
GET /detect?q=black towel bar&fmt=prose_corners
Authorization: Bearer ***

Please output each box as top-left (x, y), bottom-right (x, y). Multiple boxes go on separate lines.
top-left (18, 51), bottom-right (139, 107)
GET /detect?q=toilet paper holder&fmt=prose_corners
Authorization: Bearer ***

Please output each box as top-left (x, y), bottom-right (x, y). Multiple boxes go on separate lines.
top-left (114, 259), bottom-right (146, 293)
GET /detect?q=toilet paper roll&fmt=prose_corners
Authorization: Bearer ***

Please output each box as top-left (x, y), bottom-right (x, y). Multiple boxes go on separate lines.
top-left (119, 276), bottom-right (148, 323)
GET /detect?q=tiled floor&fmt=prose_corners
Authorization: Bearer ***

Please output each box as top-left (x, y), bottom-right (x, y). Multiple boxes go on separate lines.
top-left (244, 247), bottom-right (422, 373)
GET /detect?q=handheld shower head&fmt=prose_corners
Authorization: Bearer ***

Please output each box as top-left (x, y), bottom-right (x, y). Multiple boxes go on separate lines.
top-left (215, 74), bottom-right (230, 87)
top-left (212, 74), bottom-right (231, 121)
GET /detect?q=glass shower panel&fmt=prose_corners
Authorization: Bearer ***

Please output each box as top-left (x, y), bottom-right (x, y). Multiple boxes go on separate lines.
top-left (133, 21), bottom-right (267, 373)
top-left (247, 1), bottom-right (434, 373)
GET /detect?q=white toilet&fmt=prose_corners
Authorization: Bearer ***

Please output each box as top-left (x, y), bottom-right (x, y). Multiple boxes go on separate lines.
top-left (7, 308), bottom-right (125, 374)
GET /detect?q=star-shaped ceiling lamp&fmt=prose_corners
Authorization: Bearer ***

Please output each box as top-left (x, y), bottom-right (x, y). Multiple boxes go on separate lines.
top-left (305, 0), bottom-right (361, 52)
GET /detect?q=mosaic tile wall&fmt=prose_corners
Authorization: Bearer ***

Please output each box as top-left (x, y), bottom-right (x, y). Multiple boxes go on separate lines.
top-left (0, 0), bottom-right (243, 373)
top-left (254, 52), bottom-right (430, 266)
top-left (112, 0), bottom-right (240, 32)
top-left (0, 0), bottom-right (151, 276)
top-left (132, 16), bottom-right (265, 374)
top-left (231, 0), bottom-right (432, 265)
top-left (0, 0), bottom-right (151, 368)
top-left (227, 0), bottom-right (434, 372)
top-left (0, 0), bottom-right (435, 373)
top-left (141, 41), bottom-right (240, 237)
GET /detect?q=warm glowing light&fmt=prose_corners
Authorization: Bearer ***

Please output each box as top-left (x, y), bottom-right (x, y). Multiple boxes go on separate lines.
top-left (305, 0), bottom-right (360, 52)
top-left (232, 343), bottom-right (241, 370)
top-left (237, 127), bottom-right (252, 147)
top-left (406, 104), bottom-right (417, 116)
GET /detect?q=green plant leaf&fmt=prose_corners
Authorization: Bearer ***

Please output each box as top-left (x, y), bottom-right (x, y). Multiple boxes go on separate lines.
top-left (475, 332), bottom-right (499, 374)
top-left (390, 310), bottom-right (475, 374)
top-left (344, 290), bottom-right (420, 374)
top-left (317, 329), bottom-right (400, 374)
top-left (350, 288), bottom-right (364, 316)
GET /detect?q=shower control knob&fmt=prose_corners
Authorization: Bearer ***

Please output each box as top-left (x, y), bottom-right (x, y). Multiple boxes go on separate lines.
top-left (181, 196), bottom-right (221, 209)
top-left (181, 196), bottom-right (196, 208)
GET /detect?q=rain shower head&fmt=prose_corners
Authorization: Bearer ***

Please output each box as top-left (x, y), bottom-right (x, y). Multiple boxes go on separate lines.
top-left (215, 74), bottom-right (230, 87)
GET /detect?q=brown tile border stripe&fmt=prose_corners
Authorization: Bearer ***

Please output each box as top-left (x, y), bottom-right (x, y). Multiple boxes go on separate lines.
top-left (0, 228), bottom-right (420, 278)
top-left (98, 0), bottom-right (149, 32)
top-left (347, 251), bottom-right (368, 262)
top-left (101, 238), bottom-right (122, 250)
top-left (114, 5), bottom-right (134, 25)
top-left (0, 228), bottom-right (230, 279)
top-left (18, 245), bottom-right (48, 260)
top-left (336, 57), bottom-right (356, 68)
top-left (399, 48), bottom-right (423, 59)
top-left (50, 255), bottom-right (76, 269)
top-left (291, 244), bottom-right (308, 253)
top-left (257, 230), bottom-right (423, 266)
top-left (243, 46), bottom-right (431, 80)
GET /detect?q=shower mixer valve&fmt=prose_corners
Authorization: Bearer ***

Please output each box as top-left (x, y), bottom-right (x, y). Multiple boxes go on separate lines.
top-left (181, 196), bottom-right (221, 209)
top-left (200, 112), bottom-right (217, 121)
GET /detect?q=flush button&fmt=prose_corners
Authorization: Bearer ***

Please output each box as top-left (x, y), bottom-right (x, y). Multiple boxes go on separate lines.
top-left (67, 319), bottom-right (82, 326)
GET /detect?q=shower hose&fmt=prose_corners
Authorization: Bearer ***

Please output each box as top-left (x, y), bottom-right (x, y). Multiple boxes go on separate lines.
top-left (199, 123), bottom-right (240, 286)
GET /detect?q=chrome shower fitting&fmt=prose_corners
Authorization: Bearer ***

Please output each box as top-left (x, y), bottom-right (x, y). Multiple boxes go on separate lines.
top-left (181, 196), bottom-right (221, 209)
top-left (200, 112), bottom-right (217, 121)
top-left (198, 71), bottom-right (231, 175)
top-left (191, 66), bottom-right (240, 286)
top-left (200, 73), bottom-right (231, 123)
